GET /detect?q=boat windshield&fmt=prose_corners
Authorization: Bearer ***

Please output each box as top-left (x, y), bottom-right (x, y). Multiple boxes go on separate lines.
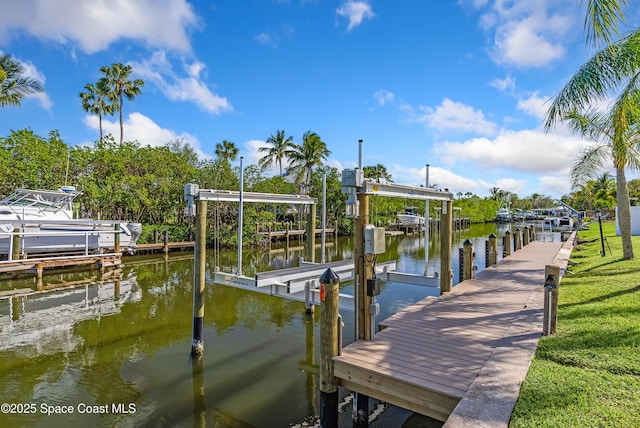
top-left (0, 189), bottom-right (79, 213)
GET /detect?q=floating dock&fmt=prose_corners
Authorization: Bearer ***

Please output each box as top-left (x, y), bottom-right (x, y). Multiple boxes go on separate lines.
top-left (333, 238), bottom-right (573, 422)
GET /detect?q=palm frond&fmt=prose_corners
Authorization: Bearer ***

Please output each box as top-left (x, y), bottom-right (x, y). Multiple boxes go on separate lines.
top-left (545, 30), bottom-right (640, 131)
top-left (582, 0), bottom-right (629, 50)
top-left (570, 144), bottom-right (609, 189)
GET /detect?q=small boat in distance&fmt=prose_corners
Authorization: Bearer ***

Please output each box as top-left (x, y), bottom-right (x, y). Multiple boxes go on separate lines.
top-left (495, 204), bottom-right (511, 222)
top-left (396, 206), bottom-right (425, 228)
top-left (0, 186), bottom-right (142, 258)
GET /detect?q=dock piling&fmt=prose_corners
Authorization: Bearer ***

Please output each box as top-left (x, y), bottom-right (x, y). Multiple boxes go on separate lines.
top-left (319, 268), bottom-right (340, 428)
top-left (11, 231), bottom-right (20, 261)
top-left (461, 239), bottom-right (474, 281)
top-left (440, 199), bottom-right (453, 293)
top-left (114, 223), bottom-right (121, 254)
top-left (191, 199), bottom-right (207, 356)
top-left (486, 233), bottom-right (498, 267)
top-left (503, 230), bottom-right (512, 257)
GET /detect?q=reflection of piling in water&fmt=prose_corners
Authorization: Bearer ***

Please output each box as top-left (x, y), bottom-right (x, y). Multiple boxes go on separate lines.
top-left (191, 355), bottom-right (206, 428)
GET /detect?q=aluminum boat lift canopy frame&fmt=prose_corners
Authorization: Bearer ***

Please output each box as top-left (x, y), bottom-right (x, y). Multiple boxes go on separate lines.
top-left (185, 184), bottom-right (379, 311)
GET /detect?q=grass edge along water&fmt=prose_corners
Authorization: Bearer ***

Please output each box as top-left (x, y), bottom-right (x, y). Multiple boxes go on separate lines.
top-left (510, 221), bottom-right (640, 428)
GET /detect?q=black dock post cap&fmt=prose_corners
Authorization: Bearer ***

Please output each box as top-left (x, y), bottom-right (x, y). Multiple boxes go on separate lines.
top-left (320, 268), bottom-right (340, 285)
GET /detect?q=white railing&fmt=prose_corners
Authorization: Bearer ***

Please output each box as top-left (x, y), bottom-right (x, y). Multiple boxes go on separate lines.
top-left (0, 229), bottom-right (121, 261)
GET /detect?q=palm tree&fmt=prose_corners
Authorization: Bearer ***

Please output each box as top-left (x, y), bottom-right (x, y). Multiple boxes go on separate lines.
top-left (214, 140), bottom-right (239, 162)
top-left (80, 82), bottom-right (116, 141)
top-left (488, 187), bottom-right (511, 202)
top-left (544, 0), bottom-right (639, 259)
top-left (0, 54), bottom-right (44, 107)
top-left (99, 63), bottom-right (144, 143)
top-left (556, 104), bottom-right (639, 258)
top-left (363, 164), bottom-right (393, 181)
top-left (258, 130), bottom-right (294, 176)
top-left (286, 131), bottom-right (330, 195)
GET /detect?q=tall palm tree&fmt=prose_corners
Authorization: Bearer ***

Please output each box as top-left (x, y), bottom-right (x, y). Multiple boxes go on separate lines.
top-left (214, 140), bottom-right (239, 162)
top-left (544, 2), bottom-right (639, 259)
top-left (0, 54), bottom-right (44, 107)
top-left (99, 63), bottom-right (144, 143)
top-left (286, 131), bottom-right (330, 195)
top-left (79, 82), bottom-right (115, 141)
top-left (258, 129), bottom-right (294, 176)
top-left (558, 104), bottom-right (639, 258)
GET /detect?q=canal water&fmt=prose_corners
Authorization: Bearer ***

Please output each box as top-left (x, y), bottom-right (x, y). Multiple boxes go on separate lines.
top-left (0, 222), bottom-right (530, 427)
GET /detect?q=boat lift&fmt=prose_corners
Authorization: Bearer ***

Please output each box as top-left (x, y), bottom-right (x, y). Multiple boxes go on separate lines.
top-left (183, 183), bottom-right (396, 310)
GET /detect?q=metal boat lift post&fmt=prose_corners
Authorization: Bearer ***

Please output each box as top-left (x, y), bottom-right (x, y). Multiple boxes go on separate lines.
top-left (340, 140), bottom-right (454, 426)
top-left (184, 183), bottom-right (318, 356)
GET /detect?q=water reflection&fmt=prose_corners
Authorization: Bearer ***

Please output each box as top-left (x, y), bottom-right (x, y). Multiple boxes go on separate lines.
top-left (0, 223), bottom-right (529, 427)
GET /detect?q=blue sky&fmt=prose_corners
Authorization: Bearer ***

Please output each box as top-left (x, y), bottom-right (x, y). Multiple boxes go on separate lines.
top-left (2, 0), bottom-right (638, 198)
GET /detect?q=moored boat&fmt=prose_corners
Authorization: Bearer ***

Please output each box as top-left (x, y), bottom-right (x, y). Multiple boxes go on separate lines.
top-left (0, 187), bottom-right (141, 258)
top-left (495, 204), bottom-right (511, 222)
top-left (396, 206), bottom-right (425, 228)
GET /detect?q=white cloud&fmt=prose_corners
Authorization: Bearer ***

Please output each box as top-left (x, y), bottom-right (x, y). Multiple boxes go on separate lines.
top-left (0, 0), bottom-right (200, 54)
top-left (243, 139), bottom-right (268, 169)
top-left (434, 129), bottom-right (589, 175)
top-left (254, 24), bottom-right (295, 48)
top-left (373, 89), bottom-right (394, 106)
top-left (83, 112), bottom-right (209, 159)
top-left (489, 74), bottom-right (515, 93)
top-left (493, 16), bottom-right (566, 67)
top-left (495, 177), bottom-right (527, 195)
top-left (390, 164), bottom-right (492, 195)
top-left (464, 1), bottom-right (579, 68)
top-left (336, 1), bottom-right (375, 31)
top-left (517, 91), bottom-right (550, 119)
top-left (538, 175), bottom-right (572, 196)
top-left (131, 52), bottom-right (232, 115)
top-left (12, 56), bottom-right (53, 109)
top-left (405, 98), bottom-right (498, 136)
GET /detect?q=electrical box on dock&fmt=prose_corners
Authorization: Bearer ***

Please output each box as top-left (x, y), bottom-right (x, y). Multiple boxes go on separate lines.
top-left (364, 225), bottom-right (385, 255)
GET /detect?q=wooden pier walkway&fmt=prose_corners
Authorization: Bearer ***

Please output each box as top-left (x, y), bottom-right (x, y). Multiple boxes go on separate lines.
top-left (333, 238), bottom-right (571, 422)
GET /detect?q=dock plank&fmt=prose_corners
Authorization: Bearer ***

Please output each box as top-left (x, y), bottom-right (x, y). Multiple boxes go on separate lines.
top-left (333, 240), bottom-right (565, 421)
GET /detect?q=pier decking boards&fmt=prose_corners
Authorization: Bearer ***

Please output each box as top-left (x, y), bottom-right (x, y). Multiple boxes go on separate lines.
top-left (333, 240), bottom-right (565, 422)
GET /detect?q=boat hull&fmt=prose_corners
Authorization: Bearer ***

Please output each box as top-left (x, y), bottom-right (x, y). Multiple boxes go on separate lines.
top-left (0, 221), bottom-right (141, 256)
top-left (396, 214), bottom-right (425, 227)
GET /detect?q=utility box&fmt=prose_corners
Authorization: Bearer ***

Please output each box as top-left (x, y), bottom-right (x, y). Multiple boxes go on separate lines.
top-left (364, 225), bottom-right (385, 255)
top-left (367, 278), bottom-right (381, 296)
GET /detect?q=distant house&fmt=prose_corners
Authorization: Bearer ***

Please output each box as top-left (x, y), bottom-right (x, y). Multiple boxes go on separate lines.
top-left (615, 206), bottom-right (640, 236)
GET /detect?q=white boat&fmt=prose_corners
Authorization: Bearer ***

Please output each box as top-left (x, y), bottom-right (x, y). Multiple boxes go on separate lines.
top-left (396, 207), bottom-right (425, 228)
top-left (542, 217), bottom-right (560, 231)
top-left (557, 216), bottom-right (575, 231)
top-left (495, 205), bottom-right (511, 222)
top-left (0, 187), bottom-right (142, 257)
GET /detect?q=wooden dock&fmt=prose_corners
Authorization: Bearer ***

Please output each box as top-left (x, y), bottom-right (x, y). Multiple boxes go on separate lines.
top-left (0, 253), bottom-right (121, 279)
top-left (258, 228), bottom-right (336, 240)
top-left (134, 241), bottom-right (194, 254)
top-left (333, 239), bottom-right (570, 422)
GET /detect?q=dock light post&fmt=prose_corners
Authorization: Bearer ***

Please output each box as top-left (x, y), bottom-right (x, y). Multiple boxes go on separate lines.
top-left (238, 156), bottom-right (244, 276)
top-left (320, 268), bottom-right (340, 428)
top-left (543, 265), bottom-right (559, 336)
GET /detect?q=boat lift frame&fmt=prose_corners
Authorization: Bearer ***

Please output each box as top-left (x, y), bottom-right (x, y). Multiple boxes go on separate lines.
top-left (341, 140), bottom-right (455, 343)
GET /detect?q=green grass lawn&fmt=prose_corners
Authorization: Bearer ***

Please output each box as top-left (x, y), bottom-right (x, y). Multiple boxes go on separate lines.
top-left (510, 221), bottom-right (640, 428)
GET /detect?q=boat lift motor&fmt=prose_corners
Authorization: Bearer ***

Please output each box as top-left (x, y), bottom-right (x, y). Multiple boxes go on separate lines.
top-left (341, 168), bottom-right (363, 219)
top-left (184, 183), bottom-right (199, 218)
